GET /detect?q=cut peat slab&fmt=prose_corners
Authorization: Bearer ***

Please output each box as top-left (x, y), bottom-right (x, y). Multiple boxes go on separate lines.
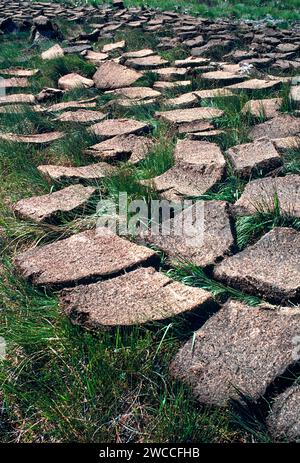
top-left (14, 230), bottom-right (159, 287)
top-left (214, 227), bottom-right (300, 303)
top-left (60, 267), bottom-right (214, 329)
top-left (171, 300), bottom-right (300, 406)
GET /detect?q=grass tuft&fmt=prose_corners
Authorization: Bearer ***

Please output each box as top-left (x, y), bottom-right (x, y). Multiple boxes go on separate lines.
top-left (31, 55), bottom-right (96, 92)
top-left (166, 264), bottom-right (261, 306)
top-left (235, 201), bottom-right (300, 250)
top-left (133, 71), bottom-right (158, 88)
top-left (282, 146), bottom-right (300, 175)
top-left (198, 175), bottom-right (245, 203)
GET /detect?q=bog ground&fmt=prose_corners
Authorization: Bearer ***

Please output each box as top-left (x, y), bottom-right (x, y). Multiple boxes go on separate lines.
top-left (0, 0), bottom-right (300, 443)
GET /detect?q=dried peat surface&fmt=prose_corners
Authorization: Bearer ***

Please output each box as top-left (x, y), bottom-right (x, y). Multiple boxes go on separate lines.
top-left (1, 0), bottom-right (300, 444)
top-left (14, 230), bottom-right (159, 287)
top-left (60, 267), bottom-right (213, 328)
top-left (170, 300), bottom-right (300, 405)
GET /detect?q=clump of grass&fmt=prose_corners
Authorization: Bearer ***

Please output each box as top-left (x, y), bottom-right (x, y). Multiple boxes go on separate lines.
top-left (101, 129), bottom-right (175, 207)
top-left (0, 215), bottom-right (57, 251)
top-left (138, 133), bottom-right (175, 179)
top-left (31, 55), bottom-right (96, 92)
top-left (55, 18), bottom-right (83, 39)
top-left (0, 131), bottom-right (102, 251)
top-left (279, 81), bottom-right (295, 113)
top-left (102, 163), bottom-right (158, 205)
top-left (282, 146), bottom-right (300, 174)
top-left (96, 92), bottom-right (117, 108)
top-left (148, 389), bottom-right (239, 443)
top-left (159, 46), bottom-right (189, 63)
top-left (116, 28), bottom-right (159, 51)
top-left (235, 198), bottom-right (300, 250)
top-left (198, 175), bottom-right (246, 203)
top-left (61, 86), bottom-right (98, 102)
top-left (1, 198), bottom-right (103, 251)
top-left (0, 33), bottom-right (32, 68)
top-left (0, 141), bottom-right (49, 201)
top-left (133, 71), bottom-right (158, 88)
top-left (206, 43), bottom-right (236, 61)
top-left (191, 75), bottom-right (223, 91)
top-left (48, 127), bottom-right (98, 166)
top-left (229, 392), bottom-right (271, 443)
top-left (95, 136), bottom-right (174, 236)
top-left (166, 264), bottom-right (261, 306)
top-left (114, 101), bottom-right (160, 124)
top-left (0, 106), bottom-right (56, 135)
top-left (210, 94), bottom-right (253, 148)
top-left (163, 84), bottom-right (193, 99)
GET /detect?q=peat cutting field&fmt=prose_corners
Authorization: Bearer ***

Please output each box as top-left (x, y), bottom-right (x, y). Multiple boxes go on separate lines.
top-left (0, 0), bottom-right (300, 445)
